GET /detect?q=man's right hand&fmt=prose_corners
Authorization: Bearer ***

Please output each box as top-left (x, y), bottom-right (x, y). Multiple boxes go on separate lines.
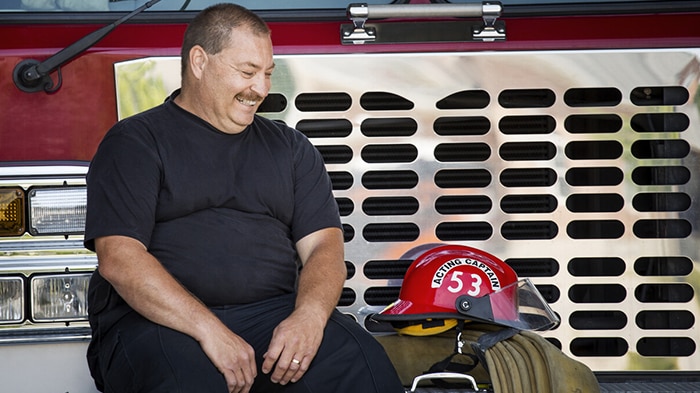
top-left (198, 323), bottom-right (257, 393)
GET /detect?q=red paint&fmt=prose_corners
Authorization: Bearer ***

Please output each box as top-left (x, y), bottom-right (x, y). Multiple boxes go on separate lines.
top-left (1, 11), bottom-right (698, 162)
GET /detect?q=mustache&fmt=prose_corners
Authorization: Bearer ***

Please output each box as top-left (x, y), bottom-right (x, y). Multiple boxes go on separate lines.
top-left (236, 93), bottom-right (263, 102)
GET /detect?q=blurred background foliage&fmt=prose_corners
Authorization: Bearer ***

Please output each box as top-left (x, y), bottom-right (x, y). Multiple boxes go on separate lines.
top-left (116, 59), bottom-right (168, 119)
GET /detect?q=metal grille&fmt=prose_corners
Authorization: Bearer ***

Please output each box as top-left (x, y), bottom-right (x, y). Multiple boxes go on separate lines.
top-left (115, 49), bottom-right (700, 373)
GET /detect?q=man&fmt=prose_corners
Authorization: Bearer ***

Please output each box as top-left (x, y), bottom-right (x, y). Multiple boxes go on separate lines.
top-left (84, 4), bottom-right (404, 393)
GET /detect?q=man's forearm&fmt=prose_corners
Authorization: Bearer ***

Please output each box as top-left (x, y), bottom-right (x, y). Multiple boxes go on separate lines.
top-left (95, 235), bottom-right (222, 341)
top-left (294, 227), bottom-right (346, 323)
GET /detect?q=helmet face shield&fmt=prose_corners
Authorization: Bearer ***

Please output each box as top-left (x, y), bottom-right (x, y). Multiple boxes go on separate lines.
top-left (456, 278), bottom-right (560, 331)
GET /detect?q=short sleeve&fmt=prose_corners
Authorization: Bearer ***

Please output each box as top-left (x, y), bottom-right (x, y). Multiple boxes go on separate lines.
top-left (290, 130), bottom-right (342, 242)
top-left (84, 119), bottom-right (162, 251)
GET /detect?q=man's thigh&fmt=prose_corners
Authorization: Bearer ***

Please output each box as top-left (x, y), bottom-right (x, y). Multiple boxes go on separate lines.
top-left (99, 311), bottom-right (227, 393)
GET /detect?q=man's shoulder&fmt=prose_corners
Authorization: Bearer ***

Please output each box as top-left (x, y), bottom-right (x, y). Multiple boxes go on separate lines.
top-left (121, 100), bottom-right (172, 126)
top-left (251, 115), bottom-right (308, 143)
top-left (106, 100), bottom-right (175, 139)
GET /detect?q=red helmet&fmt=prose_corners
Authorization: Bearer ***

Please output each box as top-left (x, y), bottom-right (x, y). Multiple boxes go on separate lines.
top-left (374, 244), bottom-right (558, 334)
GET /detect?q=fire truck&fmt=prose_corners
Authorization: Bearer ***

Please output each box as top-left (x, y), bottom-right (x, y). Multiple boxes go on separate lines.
top-left (1, 0), bottom-right (699, 391)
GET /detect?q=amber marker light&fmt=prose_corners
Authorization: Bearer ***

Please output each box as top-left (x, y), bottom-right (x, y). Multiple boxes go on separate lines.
top-left (0, 187), bottom-right (26, 237)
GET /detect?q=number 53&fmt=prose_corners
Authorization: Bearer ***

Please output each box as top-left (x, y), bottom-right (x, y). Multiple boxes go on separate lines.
top-left (447, 271), bottom-right (481, 296)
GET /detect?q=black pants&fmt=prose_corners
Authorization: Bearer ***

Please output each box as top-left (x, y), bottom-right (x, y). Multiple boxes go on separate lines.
top-left (90, 293), bottom-right (404, 393)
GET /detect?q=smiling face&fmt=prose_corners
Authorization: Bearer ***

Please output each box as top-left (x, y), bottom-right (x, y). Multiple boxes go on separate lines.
top-left (177, 26), bottom-right (275, 134)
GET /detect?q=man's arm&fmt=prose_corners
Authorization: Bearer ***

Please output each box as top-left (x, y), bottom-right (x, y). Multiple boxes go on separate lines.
top-left (95, 235), bottom-right (257, 393)
top-left (261, 226), bottom-right (346, 385)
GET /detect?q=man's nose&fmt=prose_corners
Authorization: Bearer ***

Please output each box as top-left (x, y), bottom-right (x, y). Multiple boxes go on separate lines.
top-left (250, 74), bottom-right (270, 98)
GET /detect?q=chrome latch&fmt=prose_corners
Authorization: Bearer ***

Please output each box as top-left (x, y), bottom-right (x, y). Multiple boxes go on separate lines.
top-left (473, 2), bottom-right (506, 41)
top-left (341, 2), bottom-right (505, 44)
top-left (343, 3), bottom-right (377, 44)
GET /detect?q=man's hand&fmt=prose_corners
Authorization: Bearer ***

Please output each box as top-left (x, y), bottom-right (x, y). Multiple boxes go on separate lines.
top-left (198, 323), bottom-right (257, 393)
top-left (261, 308), bottom-right (325, 385)
top-left (260, 227), bottom-right (345, 385)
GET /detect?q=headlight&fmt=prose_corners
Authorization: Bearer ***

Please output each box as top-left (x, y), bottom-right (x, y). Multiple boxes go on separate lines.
top-left (0, 277), bottom-right (24, 324)
top-left (0, 188), bottom-right (25, 237)
top-left (27, 186), bottom-right (86, 236)
top-left (30, 273), bottom-right (90, 322)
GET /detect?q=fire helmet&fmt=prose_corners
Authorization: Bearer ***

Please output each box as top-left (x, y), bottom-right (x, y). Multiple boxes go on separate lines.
top-left (373, 244), bottom-right (559, 335)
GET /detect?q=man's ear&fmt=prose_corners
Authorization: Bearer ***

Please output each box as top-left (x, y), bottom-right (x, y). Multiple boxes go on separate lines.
top-left (189, 45), bottom-right (208, 80)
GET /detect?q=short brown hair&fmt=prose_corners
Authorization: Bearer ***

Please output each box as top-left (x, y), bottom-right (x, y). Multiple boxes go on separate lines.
top-left (180, 3), bottom-right (270, 78)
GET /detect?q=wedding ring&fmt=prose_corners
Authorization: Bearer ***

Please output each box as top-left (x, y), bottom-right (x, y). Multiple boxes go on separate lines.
top-left (292, 358), bottom-right (301, 365)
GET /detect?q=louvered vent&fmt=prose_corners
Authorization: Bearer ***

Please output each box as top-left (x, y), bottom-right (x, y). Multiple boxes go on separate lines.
top-left (255, 50), bottom-right (700, 373)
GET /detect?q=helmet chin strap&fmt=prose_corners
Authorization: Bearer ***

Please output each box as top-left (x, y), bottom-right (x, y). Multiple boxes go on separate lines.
top-left (455, 320), bottom-right (466, 354)
top-left (425, 320), bottom-right (481, 389)
top-left (424, 320), bottom-right (520, 390)
top-left (469, 325), bottom-right (520, 374)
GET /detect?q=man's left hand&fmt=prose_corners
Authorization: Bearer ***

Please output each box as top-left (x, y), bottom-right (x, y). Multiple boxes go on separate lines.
top-left (261, 308), bottom-right (325, 385)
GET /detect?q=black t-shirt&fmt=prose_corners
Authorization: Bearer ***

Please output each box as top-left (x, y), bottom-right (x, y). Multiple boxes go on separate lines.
top-left (84, 92), bottom-right (341, 307)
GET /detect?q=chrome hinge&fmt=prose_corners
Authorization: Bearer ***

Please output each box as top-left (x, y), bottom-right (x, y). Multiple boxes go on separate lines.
top-left (473, 2), bottom-right (506, 41)
top-left (341, 2), bottom-right (505, 44)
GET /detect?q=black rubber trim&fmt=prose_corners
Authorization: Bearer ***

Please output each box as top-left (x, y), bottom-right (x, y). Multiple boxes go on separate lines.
top-left (500, 1), bottom-right (700, 17)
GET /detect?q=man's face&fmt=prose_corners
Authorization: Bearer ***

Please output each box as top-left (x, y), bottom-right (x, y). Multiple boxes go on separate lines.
top-left (199, 28), bottom-right (275, 134)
